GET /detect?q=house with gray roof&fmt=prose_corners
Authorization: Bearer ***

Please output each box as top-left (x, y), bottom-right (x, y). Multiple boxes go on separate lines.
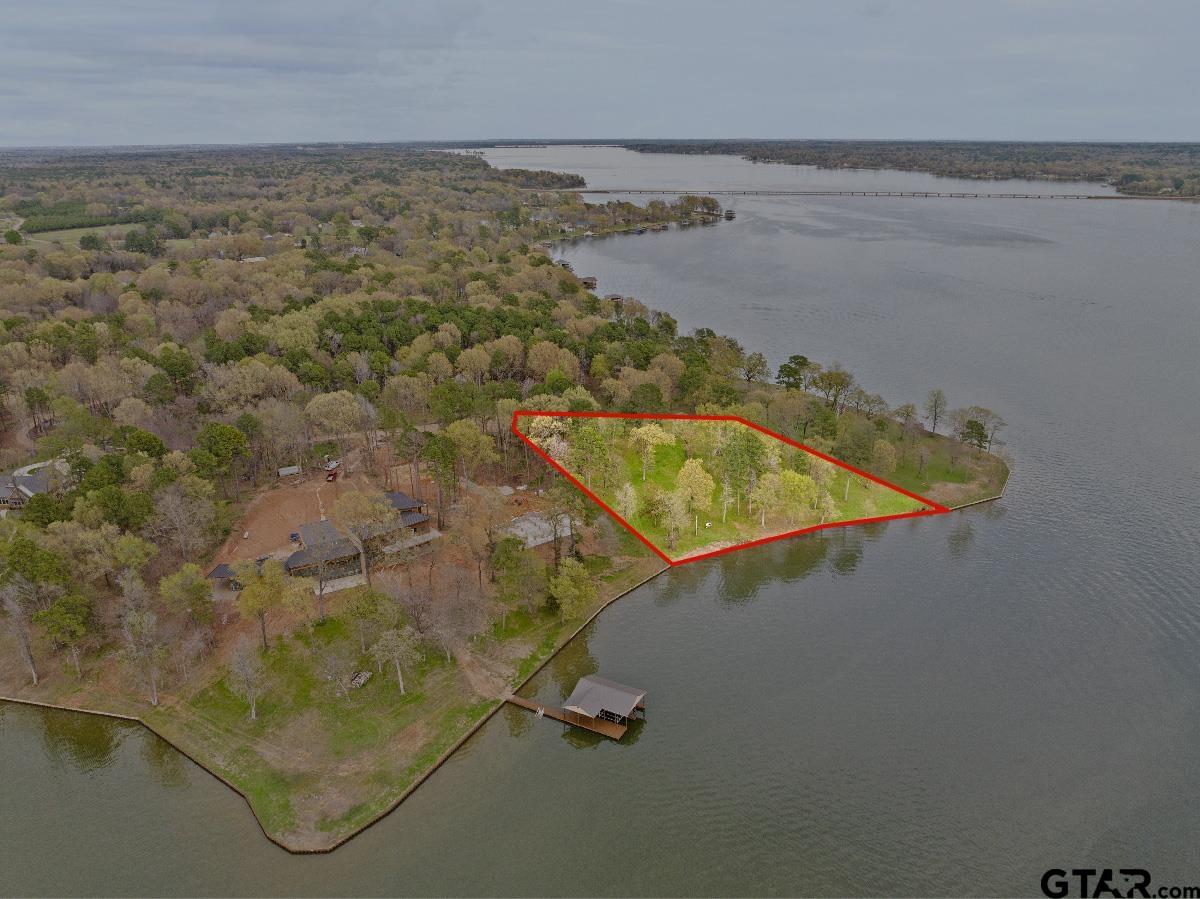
top-left (0, 461), bottom-right (62, 511)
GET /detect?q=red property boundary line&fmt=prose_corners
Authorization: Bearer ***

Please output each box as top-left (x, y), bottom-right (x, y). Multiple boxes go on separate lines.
top-left (511, 410), bottom-right (951, 566)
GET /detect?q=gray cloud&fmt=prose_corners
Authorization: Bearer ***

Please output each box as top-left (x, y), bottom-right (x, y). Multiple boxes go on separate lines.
top-left (1, 0), bottom-right (1195, 145)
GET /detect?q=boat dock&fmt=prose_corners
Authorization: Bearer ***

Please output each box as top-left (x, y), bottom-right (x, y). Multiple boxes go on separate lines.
top-left (506, 695), bottom-right (628, 739)
top-left (505, 676), bottom-right (647, 741)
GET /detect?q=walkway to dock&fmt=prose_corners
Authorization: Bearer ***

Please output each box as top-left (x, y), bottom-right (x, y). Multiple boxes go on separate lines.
top-left (505, 694), bottom-right (628, 740)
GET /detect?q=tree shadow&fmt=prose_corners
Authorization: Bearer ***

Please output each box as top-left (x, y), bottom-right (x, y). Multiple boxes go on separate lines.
top-left (39, 707), bottom-right (125, 772)
top-left (948, 516), bottom-right (975, 558)
top-left (141, 732), bottom-right (190, 787)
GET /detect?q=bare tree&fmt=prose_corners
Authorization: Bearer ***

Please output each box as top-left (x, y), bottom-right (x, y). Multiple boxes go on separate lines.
top-left (370, 627), bottom-right (420, 693)
top-left (429, 569), bottom-right (487, 662)
top-left (145, 483), bottom-right (215, 559)
top-left (229, 639), bottom-right (265, 720)
top-left (924, 389), bottom-right (947, 435)
top-left (1, 580), bottom-right (39, 685)
top-left (121, 605), bottom-right (167, 706)
top-left (333, 490), bottom-right (399, 587)
top-left (315, 643), bottom-right (355, 701)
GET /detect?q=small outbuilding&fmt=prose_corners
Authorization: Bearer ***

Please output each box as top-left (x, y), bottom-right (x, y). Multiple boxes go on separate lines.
top-left (563, 675), bottom-right (647, 728)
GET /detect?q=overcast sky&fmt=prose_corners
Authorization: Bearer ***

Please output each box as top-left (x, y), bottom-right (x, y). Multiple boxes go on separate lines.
top-left (2, 0), bottom-right (1196, 147)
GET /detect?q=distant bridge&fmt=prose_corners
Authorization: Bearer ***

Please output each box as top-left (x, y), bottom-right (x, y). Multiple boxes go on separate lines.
top-left (527, 188), bottom-right (1197, 202)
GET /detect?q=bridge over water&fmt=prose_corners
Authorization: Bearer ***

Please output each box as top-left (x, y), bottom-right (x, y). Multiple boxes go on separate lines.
top-left (519, 187), bottom-right (1200, 202)
top-left (557, 188), bottom-right (1192, 201)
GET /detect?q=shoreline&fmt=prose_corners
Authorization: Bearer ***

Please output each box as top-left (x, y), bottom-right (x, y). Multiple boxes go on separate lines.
top-left (1, 190), bottom-right (1010, 855)
top-left (0, 561), bottom-right (671, 855)
top-left (0, 472), bottom-right (1006, 853)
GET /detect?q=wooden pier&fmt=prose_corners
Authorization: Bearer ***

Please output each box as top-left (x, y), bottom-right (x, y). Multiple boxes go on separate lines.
top-left (506, 695), bottom-right (629, 739)
top-left (506, 675), bottom-right (647, 740)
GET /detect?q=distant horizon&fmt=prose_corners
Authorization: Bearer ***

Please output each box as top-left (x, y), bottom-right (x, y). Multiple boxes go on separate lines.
top-left (4, 137), bottom-right (1200, 153)
top-left (4, 1), bottom-right (1197, 147)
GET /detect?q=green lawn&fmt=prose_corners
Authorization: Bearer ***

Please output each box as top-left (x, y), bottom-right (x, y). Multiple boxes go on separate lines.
top-left (131, 549), bottom-right (666, 850)
top-left (22, 224), bottom-right (130, 246)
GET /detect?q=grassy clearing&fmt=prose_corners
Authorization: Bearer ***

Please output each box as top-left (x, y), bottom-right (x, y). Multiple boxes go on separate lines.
top-left (886, 434), bottom-right (1009, 508)
top-left (21, 224), bottom-right (130, 246)
top-left (575, 420), bottom-right (929, 559)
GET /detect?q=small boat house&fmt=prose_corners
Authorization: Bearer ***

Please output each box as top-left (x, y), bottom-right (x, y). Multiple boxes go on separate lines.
top-left (507, 675), bottom-right (646, 740)
top-left (563, 675), bottom-right (647, 736)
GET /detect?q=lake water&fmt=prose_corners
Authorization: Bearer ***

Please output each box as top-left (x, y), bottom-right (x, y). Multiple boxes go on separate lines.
top-left (4, 147), bottom-right (1200, 897)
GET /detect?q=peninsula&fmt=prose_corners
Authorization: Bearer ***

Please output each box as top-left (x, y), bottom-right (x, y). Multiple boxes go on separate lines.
top-left (0, 146), bottom-right (1007, 851)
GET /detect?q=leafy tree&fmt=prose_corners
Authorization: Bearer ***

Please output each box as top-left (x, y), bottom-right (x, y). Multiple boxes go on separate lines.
top-left (2, 536), bottom-right (69, 610)
top-left (871, 439), bottom-right (898, 474)
top-left (157, 346), bottom-right (197, 391)
top-left (420, 434), bottom-right (457, 528)
top-left (429, 381), bottom-right (483, 426)
top-left (675, 458), bottom-right (715, 534)
top-left (749, 471), bottom-right (782, 527)
top-left (629, 423), bottom-right (674, 481)
top-left (776, 354), bottom-right (812, 390)
top-left (234, 558), bottom-right (309, 650)
top-left (19, 493), bottom-right (73, 528)
top-left (124, 428), bottom-right (167, 458)
top-left (445, 419), bottom-right (498, 483)
top-left (739, 351), bottom-right (770, 383)
top-left (159, 563), bottom-right (213, 624)
top-left (962, 419), bottom-right (988, 449)
top-left (714, 426), bottom-right (766, 515)
top-left (834, 417), bottom-right (875, 469)
top-left (88, 485), bottom-right (154, 530)
top-left (547, 558), bottom-right (596, 623)
top-left (814, 367), bottom-right (855, 412)
top-left (33, 592), bottom-right (91, 677)
top-left (492, 536), bottom-right (544, 626)
top-left (779, 470), bottom-right (818, 525)
top-left (624, 382), bottom-right (664, 413)
top-left (4, 229), bottom-right (22, 245)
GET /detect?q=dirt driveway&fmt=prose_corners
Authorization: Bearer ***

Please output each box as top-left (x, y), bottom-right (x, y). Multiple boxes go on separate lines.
top-left (211, 475), bottom-right (355, 566)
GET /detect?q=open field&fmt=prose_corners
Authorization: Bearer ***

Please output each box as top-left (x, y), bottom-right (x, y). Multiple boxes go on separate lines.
top-left (19, 224), bottom-right (131, 246)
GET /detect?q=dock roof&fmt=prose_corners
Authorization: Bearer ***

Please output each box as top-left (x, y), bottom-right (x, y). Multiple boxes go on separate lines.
top-left (563, 675), bottom-right (645, 720)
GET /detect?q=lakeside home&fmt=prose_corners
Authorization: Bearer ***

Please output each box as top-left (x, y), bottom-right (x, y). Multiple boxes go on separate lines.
top-left (0, 460), bottom-right (66, 512)
top-left (284, 491), bottom-right (437, 579)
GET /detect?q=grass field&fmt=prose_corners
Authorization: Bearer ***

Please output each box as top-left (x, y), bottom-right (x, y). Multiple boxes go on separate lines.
top-left (21, 224), bottom-right (131, 246)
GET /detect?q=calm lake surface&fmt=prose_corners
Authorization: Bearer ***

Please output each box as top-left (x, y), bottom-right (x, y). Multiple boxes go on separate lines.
top-left (4, 147), bottom-right (1200, 897)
